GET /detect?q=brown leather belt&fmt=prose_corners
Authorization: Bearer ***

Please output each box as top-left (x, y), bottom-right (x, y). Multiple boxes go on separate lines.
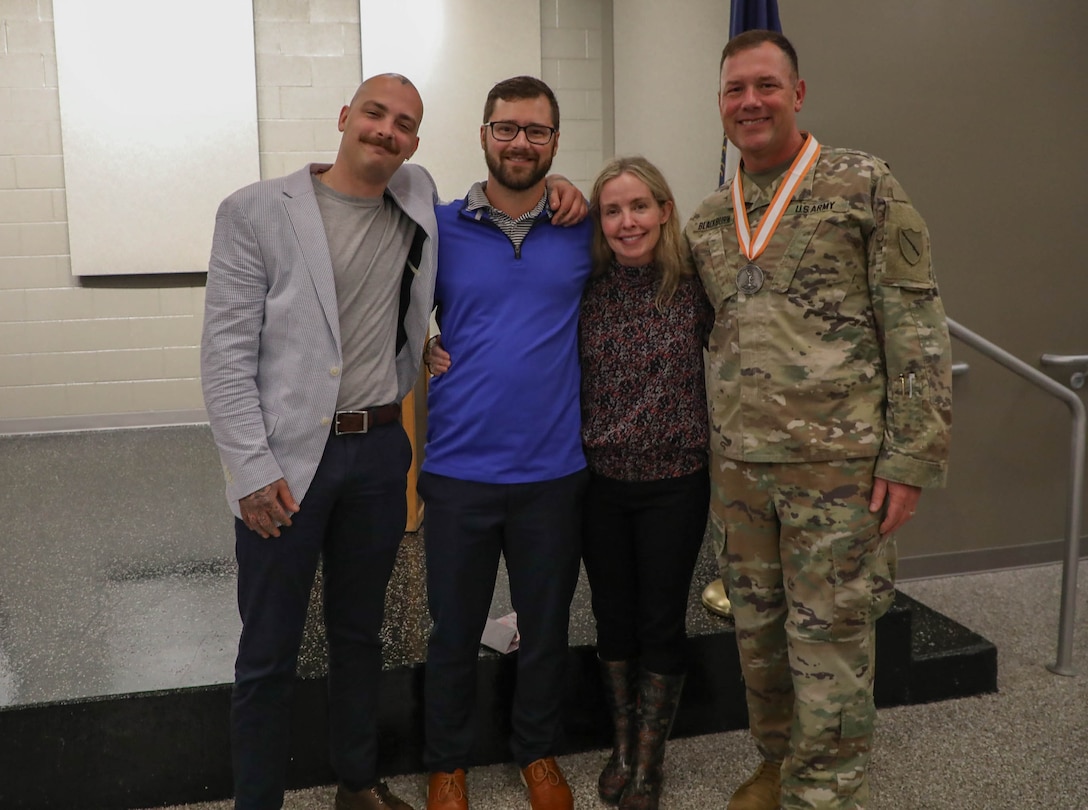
top-left (333, 404), bottom-right (400, 435)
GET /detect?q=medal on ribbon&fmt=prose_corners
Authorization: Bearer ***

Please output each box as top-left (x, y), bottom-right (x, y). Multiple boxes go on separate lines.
top-left (731, 134), bottom-right (821, 295)
top-left (737, 263), bottom-right (764, 295)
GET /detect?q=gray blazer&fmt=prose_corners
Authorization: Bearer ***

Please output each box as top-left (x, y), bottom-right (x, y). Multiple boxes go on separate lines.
top-left (201, 163), bottom-right (439, 517)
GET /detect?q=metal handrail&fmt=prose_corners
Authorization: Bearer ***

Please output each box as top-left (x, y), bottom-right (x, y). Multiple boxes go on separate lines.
top-left (946, 318), bottom-right (1085, 675)
top-left (1040, 354), bottom-right (1088, 368)
top-left (1040, 354), bottom-right (1088, 390)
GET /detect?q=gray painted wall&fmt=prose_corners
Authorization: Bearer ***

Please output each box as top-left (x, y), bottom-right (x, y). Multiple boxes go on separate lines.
top-left (779, 0), bottom-right (1088, 574)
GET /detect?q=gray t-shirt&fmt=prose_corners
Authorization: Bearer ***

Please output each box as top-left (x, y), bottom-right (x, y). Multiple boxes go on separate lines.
top-left (313, 174), bottom-right (415, 410)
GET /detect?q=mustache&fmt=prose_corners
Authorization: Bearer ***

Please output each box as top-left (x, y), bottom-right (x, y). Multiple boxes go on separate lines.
top-left (360, 134), bottom-right (398, 154)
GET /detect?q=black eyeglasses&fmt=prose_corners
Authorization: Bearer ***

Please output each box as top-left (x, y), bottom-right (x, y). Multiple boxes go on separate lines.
top-left (485, 121), bottom-right (557, 145)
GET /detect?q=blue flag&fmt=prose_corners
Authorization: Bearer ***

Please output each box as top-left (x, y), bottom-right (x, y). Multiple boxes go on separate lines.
top-left (730, 0), bottom-right (782, 38)
top-left (720, 0), bottom-right (783, 185)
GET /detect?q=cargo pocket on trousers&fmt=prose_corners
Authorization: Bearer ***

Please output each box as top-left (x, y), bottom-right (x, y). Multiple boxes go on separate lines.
top-left (828, 533), bottom-right (877, 643)
top-left (870, 534), bottom-right (897, 622)
top-left (839, 696), bottom-right (876, 741)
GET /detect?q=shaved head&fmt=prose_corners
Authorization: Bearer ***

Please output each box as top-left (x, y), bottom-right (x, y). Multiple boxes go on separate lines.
top-left (351, 73), bottom-right (421, 112)
top-left (326, 72), bottom-right (424, 196)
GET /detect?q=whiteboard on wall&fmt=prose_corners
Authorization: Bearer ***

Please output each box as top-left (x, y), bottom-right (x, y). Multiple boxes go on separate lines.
top-left (358, 0), bottom-right (541, 201)
top-left (54, 0), bottom-right (260, 276)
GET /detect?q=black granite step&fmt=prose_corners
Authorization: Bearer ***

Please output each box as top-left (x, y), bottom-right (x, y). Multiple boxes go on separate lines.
top-left (0, 578), bottom-right (996, 810)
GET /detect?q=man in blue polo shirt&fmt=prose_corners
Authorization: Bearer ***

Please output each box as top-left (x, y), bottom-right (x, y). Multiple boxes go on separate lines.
top-left (418, 75), bottom-right (592, 810)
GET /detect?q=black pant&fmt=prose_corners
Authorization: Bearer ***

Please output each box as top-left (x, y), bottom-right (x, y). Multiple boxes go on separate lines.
top-left (231, 423), bottom-right (412, 810)
top-left (418, 468), bottom-right (587, 771)
top-left (581, 468), bottom-right (709, 675)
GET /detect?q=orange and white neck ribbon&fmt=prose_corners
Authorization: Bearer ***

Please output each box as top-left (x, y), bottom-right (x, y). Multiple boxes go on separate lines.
top-left (731, 133), bottom-right (821, 261)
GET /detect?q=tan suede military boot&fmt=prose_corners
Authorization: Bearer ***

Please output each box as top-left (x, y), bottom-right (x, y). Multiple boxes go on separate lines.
top-left (726, 760), bottom-right (781, 810)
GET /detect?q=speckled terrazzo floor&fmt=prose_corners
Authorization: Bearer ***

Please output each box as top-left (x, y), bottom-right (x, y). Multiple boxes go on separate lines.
top-left (1, 426), bottom-right (1085, 808)
top-left (144, 562), bottom-right (1088, 810)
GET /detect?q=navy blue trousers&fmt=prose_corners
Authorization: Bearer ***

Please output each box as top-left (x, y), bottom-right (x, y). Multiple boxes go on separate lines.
top-left (418, 469), bottom-right (587, 771)
top-left (581, 468), bottom-right (709, 675)
top-left (231, 423), bottom-right (412, 810)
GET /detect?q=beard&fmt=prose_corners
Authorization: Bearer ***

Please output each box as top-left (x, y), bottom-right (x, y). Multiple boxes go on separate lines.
top-left (485, 147), bottom-right (553, 192)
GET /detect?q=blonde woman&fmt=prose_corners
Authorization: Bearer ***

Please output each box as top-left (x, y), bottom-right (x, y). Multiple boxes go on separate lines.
top-left (579, 156), bottom-right (712, 810)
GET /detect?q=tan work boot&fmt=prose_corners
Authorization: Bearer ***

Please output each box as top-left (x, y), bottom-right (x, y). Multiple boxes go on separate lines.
top-left (727, 760), bottom-right (781, 810)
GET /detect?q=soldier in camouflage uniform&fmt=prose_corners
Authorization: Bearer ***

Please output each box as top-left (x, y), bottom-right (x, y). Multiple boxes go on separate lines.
top-left (684, 30), bottom-right (952, 810)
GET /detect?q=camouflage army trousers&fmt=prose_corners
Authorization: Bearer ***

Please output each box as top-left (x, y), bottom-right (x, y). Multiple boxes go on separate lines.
top-left (710, 455), bottom-right (896, 810)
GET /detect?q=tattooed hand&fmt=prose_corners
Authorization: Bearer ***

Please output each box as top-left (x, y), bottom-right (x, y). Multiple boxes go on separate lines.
top-left (424, 335), bottom-right (451, 376)
top-left (239, 478), bottom-right (300, 538)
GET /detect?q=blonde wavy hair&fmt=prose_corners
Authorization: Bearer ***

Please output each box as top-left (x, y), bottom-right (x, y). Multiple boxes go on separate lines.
top-left (589, 155), bottom-right (693, 310)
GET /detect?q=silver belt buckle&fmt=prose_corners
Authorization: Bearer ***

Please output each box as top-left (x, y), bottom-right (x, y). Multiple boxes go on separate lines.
top-left (334, 410), bottom-right (369, 435)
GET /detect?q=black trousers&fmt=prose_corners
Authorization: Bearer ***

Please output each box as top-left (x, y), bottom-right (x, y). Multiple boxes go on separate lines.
top-left (231, 423), bottom-right (412, 810)
top-left (581, 468), bottom-right (709, 675)
top-left (418, 468), bottom-right (588, 771)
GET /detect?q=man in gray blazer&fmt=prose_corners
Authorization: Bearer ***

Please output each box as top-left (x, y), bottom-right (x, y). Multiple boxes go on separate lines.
top-left (202, 73), bottom-right (586, 810)
top-left (201, 74), bottom-right (436, 810)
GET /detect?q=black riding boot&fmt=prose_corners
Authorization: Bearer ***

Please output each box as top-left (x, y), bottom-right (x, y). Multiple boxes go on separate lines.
top-left (618, 670), bottom-right (685, 810)
top-left (598, 658), bottom-right (638, 804)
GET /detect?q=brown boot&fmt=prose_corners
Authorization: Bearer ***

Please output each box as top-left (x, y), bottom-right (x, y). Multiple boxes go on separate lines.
top-left (335, 781), bottom-right (415, 810)
top-left (598, 659), bottom-right (638, 804)
top-left (520, 757), bottom-right (573, 810)
top-left (426, 769), bottom-right (467, 810)
top-left (726, 760), bottom-right (781, 810)
top-left (618, 670), bottom-right (684, 810)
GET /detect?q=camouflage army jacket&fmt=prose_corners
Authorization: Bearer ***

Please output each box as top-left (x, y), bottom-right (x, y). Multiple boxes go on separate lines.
top-left (685, 145), bottom-right (951, 488)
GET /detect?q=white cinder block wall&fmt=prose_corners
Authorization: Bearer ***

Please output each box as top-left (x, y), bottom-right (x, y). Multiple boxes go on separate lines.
top-left (254, 0), bottom-right (363, 182)
top-left (540, 0), bottom-right (608, 190)
top-left (0, 0), bottom-right (607, 433)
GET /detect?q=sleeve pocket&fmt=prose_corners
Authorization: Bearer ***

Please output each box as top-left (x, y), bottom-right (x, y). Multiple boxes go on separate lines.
top-left (881, 201), bottom-right (935, 289)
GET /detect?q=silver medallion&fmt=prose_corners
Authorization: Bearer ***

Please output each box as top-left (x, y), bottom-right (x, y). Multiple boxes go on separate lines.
top-left (736, 262), bottom-right (765, 295)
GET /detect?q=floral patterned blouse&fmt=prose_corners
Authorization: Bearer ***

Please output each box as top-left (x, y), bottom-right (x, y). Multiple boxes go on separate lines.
top-left (579, 261), bottom-right (714, 481)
